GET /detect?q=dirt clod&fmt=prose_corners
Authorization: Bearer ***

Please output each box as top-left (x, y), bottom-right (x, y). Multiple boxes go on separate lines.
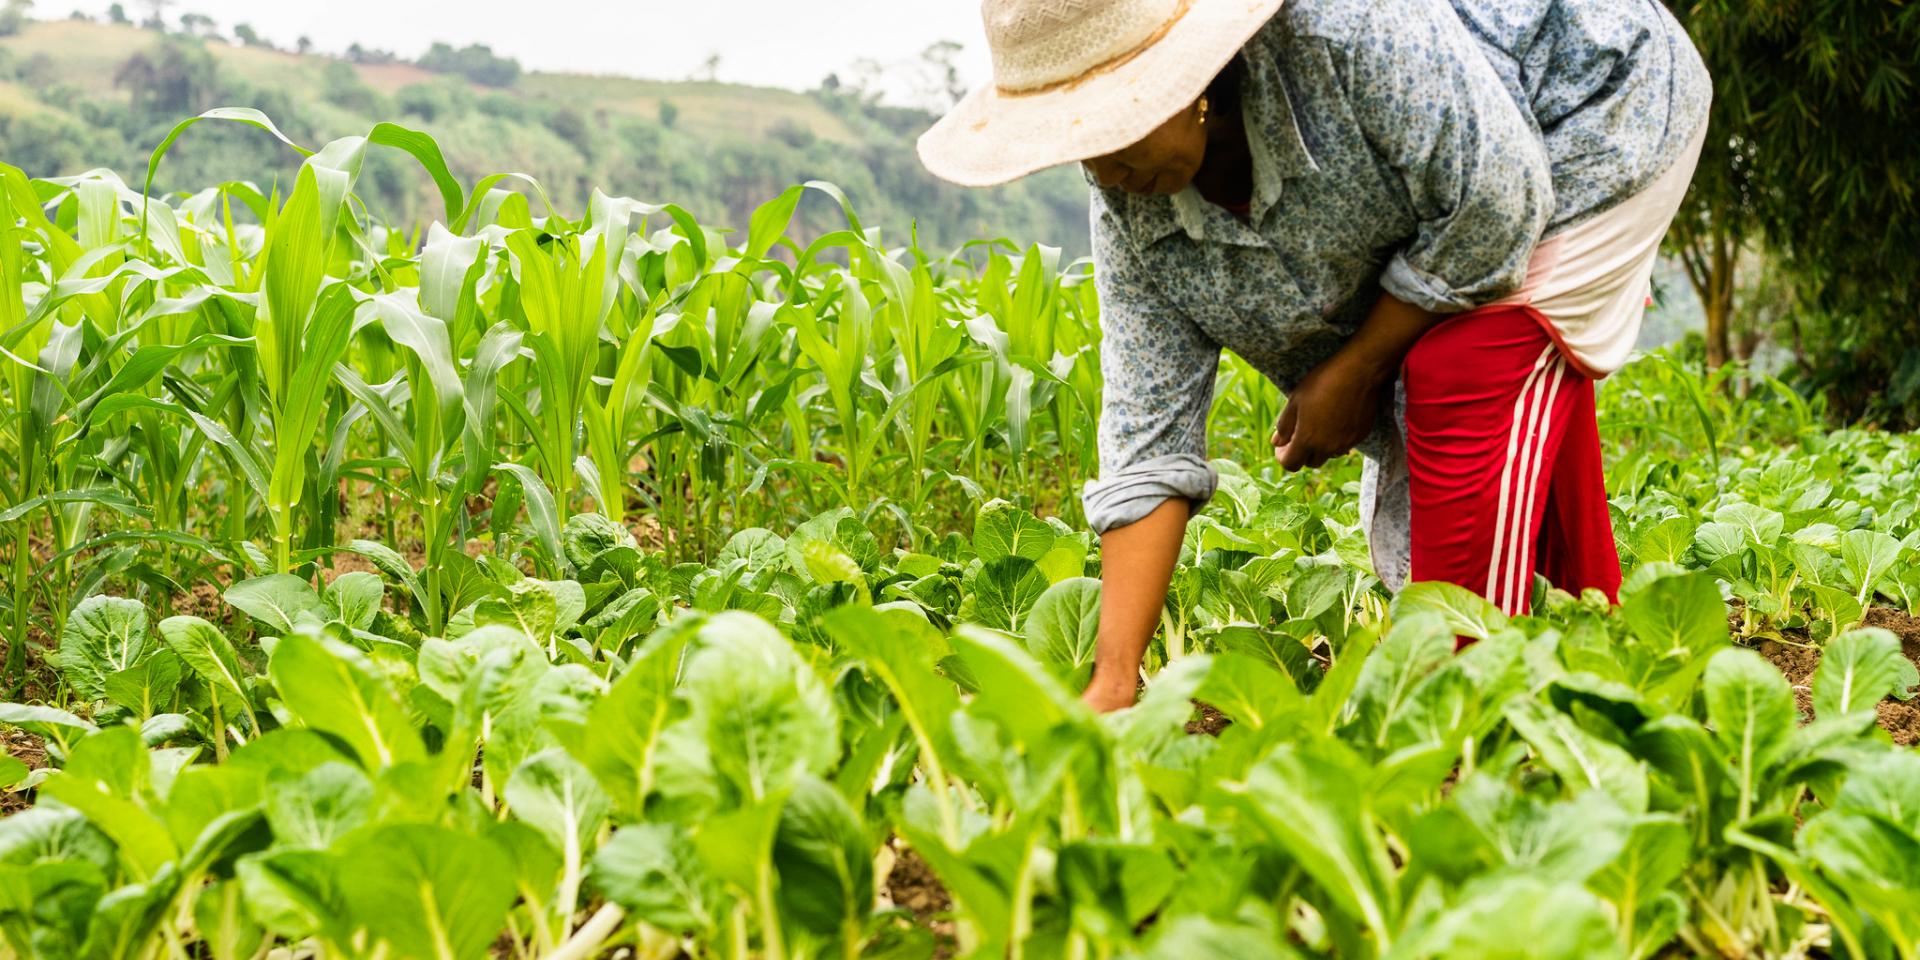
top-left (1186, 700), bottom-right (1233, 737)
top-left (885, 843), bottom-right (956, 959)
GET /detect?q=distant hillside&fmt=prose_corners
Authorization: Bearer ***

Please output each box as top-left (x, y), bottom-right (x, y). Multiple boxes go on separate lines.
top-left (0, 18), bottom-right (1092, 256)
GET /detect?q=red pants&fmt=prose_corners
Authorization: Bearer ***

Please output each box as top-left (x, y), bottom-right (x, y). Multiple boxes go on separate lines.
top-left (1403, 305), bottom-right (1621, 616)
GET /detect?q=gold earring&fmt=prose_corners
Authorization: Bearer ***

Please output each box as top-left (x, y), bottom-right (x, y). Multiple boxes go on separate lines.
top-left (1197, 93), bottom-right (1210, 127)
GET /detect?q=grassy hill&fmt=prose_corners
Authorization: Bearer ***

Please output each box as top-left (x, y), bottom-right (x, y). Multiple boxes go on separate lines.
top-left (0, 18), bottom-right (1091, 255)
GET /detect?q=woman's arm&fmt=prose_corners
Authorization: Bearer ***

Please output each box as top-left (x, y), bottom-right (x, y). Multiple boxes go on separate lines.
top-left (1082, 497), bottom-right (1189, 711)
top-left (1079, 190), bottom-right (1220, 711)
top-left (1276, 0), bottom-right (1552, 469)
top-left (1274, 291), bottom-right (1438, 470)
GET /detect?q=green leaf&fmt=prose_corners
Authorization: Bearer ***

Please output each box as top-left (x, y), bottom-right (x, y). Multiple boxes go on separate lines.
top-left (1349, 613), bottom-right (1453, 745)
top-left (1814, 627), bottom-right (1914, 719)
top-left (745, 184), bottom-right (804, 259)
top-left (472, 580), bottom-right (560, 644)
top-left (223, 574), bottom-right (325, 634)
top-left (559, 618), bottom-right (695, 815)
top-left (1504, 699), bottom-right (1649, 813)
top-left (1212, 624), bottom-right (1318, 689)
top-left (80, 865), bottom-right (183, 960)
top-left (321, 572), bottom-right (384, 630)
top-left (824, 606), bottom-right (961, 794)
top-left (949, 624), bottom-right (1085, 746)
top-left (56, 596), bottom-right (152, 702)
top-left (1288, 562), bottom-right (1349, 621)
top-left (504, 749), bottom-right (609, 858)
top-left (1632, 516), bottom-right (1696, 565)
top-left (159, 765), bottom-right (263, 854)
top-left (264, 762), bottom-right (372, 850)
top-left (1416, 877), bottom-right (1624, 960)
top-left (683, 612), bottom-right (839, 802)
top-left (235, 848), bottom-right (348, 942)
top-left (1195, 652), bottom-right (1302, 731)
top-left (0, 702), bottom-right (98, 750)
top-left (590, 824), bottom-right (719, 935)
top-left (1390, 582), bottom-right (1507, 642)
top-left (1587, 814), bottom-right (1690, 920)
top-left (800, 539), bottom-right (866, 592)
top-left (1618, 570), bottom-right (1729, 705)
top-left (771, 774), bottom-right (872, 940)
top-left (0, 806), bottom-right (116, 870)
top-left (494, 462), bottom-right (565, 573)
top-left (1620, 571), bottom-right (1727, 657)
top-left (1023, 577), bottom-right (1100, 685)
top-left (1142, 914), bottom-right (1294, 960)
top-left (38, 727), bottom-right (177, 878)
top-left (101, 651), bottom-right (182, 719)
top-left (1804, 582), bottom-right (1865, 630)
top-left (1058, 839), bottom-right (1176, 941)
top-left (972, 556), bottom-right (1048, 632)
top-left (1838, 529), bottom-right (1901, 604)
top-left (267, 629), bottom-right (426, 770)
top-left (1227, 740), bottom-right (1395, 942)
top-left (1831, 750), bottom-right (1920, 832)
top-left (972, 498), bottom-right (1055, 562)
top-left (158, 615), bottom-right (251, 709)
top-left (1799, 810), bottom-right (1920, 948)
top-left (1703, 647), bottom-right (1796, 780)
top-left (717, 528), bottom-right (786, 573)
top-left (343, 539), bottom-right (429, 615)
top-left (0, 754), bottom-right (25, 790)
top-left (1714, 502), bottom-right (1784, 548)
top-left (340, 825), bottom-right (518, 960)
top-left (562, 512), bottom-right (637, 572)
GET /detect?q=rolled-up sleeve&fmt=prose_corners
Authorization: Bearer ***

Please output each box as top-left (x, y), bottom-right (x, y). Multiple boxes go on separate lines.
top-left (1343, 0), bottom-right (1551, 312)
top-left (1081, 195), bottom-right (1221, 534)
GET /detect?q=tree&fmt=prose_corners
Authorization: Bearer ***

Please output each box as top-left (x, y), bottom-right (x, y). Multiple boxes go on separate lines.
top-left (417, 41), bottom-right (519, 86)
top-left (321, 59), bottom-right (381, 112)
top-left (296, 35), bottom-right (312, 54)
top-left (138, 0), bottom-right (169, 30)
top-left (699, 52), bottom-right (720, 82)
top-left (658, 99), bottom-right (678, 129)
top-left (0, 0), bottom-right (30, 37)
top-left (233, 22), bottom-right (270, 48)
top-left (113, 37), bottom-right (216, 114)
top-left (1672, 0), bottom-right (1920, 421)
top-left (106, 2), bottom-right (127, 24)
top-left (918, 40), bottom-right (967, 110)
top-left (177, 11), bottom-right (216, 38)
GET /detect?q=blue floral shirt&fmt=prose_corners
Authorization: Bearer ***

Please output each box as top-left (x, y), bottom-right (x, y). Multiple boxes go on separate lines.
top-left (1082, 0), bottom-right (1711, 544)
top-left (1083, 0), bottom-right (1553, 534)
top-left (1458, 0), bottom-right (1712, 230)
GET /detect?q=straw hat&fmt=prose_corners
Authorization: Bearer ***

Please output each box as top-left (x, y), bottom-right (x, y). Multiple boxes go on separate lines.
top-left (918, 0), bottom-right (1284, 187)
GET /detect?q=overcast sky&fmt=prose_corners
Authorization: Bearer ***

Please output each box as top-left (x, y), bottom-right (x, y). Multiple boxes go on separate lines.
top-left (61, 1), bottom-right (997, 102)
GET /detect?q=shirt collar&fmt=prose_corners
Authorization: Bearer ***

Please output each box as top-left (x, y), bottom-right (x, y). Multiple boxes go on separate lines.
top-left (1125, 50), bottom-right (1321, 247)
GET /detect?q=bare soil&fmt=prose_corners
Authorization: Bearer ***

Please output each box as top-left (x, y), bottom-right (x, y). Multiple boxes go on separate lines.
top-left (1750, 606), bottom-right (1920, 746)
top-left (0, 726), bottom-right (46, 816)
top-left (884, 843), bottom-right (957, 959)
top-left (1186, 700), bottom-right (1233, 737)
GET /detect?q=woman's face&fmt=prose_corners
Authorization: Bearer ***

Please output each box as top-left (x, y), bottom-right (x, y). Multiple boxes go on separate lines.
top-left (1082, 100), bottom-right (1206, 196)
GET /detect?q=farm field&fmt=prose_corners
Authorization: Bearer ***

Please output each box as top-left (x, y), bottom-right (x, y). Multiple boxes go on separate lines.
top-left (2, 114), bottom-right (1919, 960)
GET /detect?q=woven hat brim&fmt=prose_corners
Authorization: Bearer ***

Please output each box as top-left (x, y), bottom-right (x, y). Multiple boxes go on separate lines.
top-left (918, 0), bottom-right (1285, 187)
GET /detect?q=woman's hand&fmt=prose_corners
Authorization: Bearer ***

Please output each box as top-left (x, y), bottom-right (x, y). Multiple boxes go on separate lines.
top-left (1275, 292), bottom-right (1445, 471)
top-left (1273, 351), bottom-right (1391, 471)
top-left (1081, 673), bottom-right (1139, 712)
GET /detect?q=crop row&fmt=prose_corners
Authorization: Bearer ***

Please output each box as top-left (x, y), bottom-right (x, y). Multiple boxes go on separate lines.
top-left (0, 114), bottom-right (1917, 959)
